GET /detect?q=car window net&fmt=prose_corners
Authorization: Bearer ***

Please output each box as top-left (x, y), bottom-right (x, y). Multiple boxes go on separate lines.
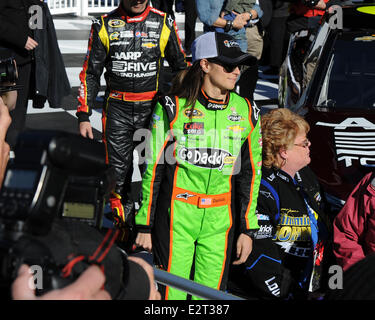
top-left (317, 35), bottom-right (375, 109)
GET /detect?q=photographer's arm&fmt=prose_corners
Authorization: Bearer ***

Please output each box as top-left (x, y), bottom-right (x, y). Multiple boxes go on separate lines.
top-left (1, 90), bottom-right (17, 112)
top-left (0, 142), bottom-right (10, 188)
top-left (12, 264), bottom-right (111, 300)
top-left (0, 97), bottom-right (11, 140)
top-left (128, 256), bottom-right (161, 300)
top-left (135, 100), bottom-right (172, 252)
top-left (0, 96), bottom-right (12, 186)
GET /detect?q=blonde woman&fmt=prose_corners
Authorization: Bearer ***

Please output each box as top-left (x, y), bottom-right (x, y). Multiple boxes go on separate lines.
top-left (229, 108), bottom-right (330, 300)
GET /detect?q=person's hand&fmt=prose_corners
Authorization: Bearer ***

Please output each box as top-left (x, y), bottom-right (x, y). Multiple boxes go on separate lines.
top-left (249, 9), bottom-right (258, 20)
top-left (315, 0), bottom-right (327, 10)
top-left (232, 233), bottom-right (253, 265)
top-left (127, 256), bottom-right (161, 300)
top-left (135, 232), bottom-right (152, 252)
top-left (24, 37), bottom-right (38, 51)
top-left (79, 121), bottom-right (94, 139)
top-left (235, 10), bottom-right (258, 21)
top-left (0, 141), bottom-right (10, 186)
top-left (0, 97), bottom-right (12, 187)
top-left (12, 264), bottom-right (111, 300)
top-left (232, 12), bottom-right (249, 29)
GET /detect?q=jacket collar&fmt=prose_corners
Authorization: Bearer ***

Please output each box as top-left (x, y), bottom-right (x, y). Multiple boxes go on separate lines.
top-left (197, 89), bottom-right (230, 111)
top-left (275, 169), bottom-right (292, 183)
top-left (264, 166), bottom-right (299, 185)
top-left (271, 167), bottom-right (305, 188)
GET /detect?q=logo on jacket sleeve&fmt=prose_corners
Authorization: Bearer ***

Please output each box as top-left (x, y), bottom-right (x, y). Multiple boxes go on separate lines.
top-left (92, 18), bottom-right (101, 25)
top-left (167, 15), bottom-right (174, 27)
top-left (164, 96), bottom-right (175, 116)
top-left (251, 103), bottom-right (260, 121)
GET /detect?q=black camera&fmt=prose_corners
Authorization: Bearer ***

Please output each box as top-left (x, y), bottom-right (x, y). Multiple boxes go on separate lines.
top-left (0, 130), bottom-right (116, 236)
top-left (0, 130), bottom-right (131, 298)
top-left (0, 58), bottom-right (20, 94)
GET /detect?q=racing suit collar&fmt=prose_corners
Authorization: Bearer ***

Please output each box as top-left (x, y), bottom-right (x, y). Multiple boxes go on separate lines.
top-left (273, 167), bottom-right (304, 187)
top-left (197, 88), bottom-right (230, 111)
top-left (267, 166), bottom-right (293, 184)
top-left (117, 3), bottom-right (151, 22)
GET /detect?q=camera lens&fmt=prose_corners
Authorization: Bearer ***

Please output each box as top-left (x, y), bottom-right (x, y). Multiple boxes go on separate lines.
top-left (0, 58), bottom-right (18, 84)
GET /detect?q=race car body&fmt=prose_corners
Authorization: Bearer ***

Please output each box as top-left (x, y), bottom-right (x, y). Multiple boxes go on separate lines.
top-left (279, 4), bottom-right (375, 210)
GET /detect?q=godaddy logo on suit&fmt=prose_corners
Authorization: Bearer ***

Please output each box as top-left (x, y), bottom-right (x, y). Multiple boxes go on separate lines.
top-left (178, 147), bottom-right (233, 170)
top-left (133, 127), bottom-right (243, 175)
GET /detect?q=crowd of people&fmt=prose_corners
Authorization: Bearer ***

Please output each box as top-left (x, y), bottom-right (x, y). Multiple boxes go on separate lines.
top-left (0, 0), bottom-right (374, 301)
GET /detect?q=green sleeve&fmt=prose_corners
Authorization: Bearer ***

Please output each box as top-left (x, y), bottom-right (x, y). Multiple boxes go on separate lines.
top-left (235, 116), bottom-right (262, 233)
top-left (246, 117), bottom-right (263, 230)
top-left (135, 102), bottom-right (171, 232)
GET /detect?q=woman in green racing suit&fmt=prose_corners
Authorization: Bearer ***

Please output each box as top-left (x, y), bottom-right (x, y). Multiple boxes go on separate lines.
top-left (135, 32), bottom-right (262, 300)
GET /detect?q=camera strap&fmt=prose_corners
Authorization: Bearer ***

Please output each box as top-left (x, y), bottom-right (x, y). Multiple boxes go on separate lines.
top-left (61, 228), bottom-right (120, 278)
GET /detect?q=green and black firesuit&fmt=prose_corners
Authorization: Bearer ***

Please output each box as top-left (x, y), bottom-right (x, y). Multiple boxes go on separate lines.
top-left (135, 89), bottom-right (262, 300)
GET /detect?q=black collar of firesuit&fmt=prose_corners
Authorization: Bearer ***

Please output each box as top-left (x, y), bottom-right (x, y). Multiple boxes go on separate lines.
top-left (271, 167), bottom-right (308, 196)
top-left (197, 89), bottom-right (230, 111)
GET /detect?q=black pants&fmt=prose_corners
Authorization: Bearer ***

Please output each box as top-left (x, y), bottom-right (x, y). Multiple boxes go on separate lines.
top-left (103, 97), bottom-right (153, 200)
top-left (259, 0), bottom-right (289, 67)
top-left (268, 16), bottom-right (289, 68)
top-left (6, 62), bottom-right (32, 149)
top-left (238, 62), bottom-right (259, 102)
top-left (183, 0), bottom-right (197, 53)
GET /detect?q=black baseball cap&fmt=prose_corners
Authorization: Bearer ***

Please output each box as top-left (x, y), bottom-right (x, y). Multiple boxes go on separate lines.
top-left (191, 32), bottom-right (256, 66)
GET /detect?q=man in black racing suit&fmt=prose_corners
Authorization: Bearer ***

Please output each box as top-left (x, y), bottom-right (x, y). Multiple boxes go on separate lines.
top-left (76, 0), bottom-right (189, 225)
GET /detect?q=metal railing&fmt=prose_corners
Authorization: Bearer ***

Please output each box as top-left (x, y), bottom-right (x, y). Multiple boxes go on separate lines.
top-left (47, 0), bottom-right (120, 16)
top-left (154, 268), bottom-right (245, 300)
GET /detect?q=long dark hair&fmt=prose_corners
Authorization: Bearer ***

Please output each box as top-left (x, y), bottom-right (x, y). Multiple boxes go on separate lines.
top-left (168, 61), bottom-right (204, 114)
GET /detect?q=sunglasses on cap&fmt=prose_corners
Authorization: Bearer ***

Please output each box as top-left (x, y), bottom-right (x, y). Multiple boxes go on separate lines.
top-left (206, 58), bottom-right (239, 73)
